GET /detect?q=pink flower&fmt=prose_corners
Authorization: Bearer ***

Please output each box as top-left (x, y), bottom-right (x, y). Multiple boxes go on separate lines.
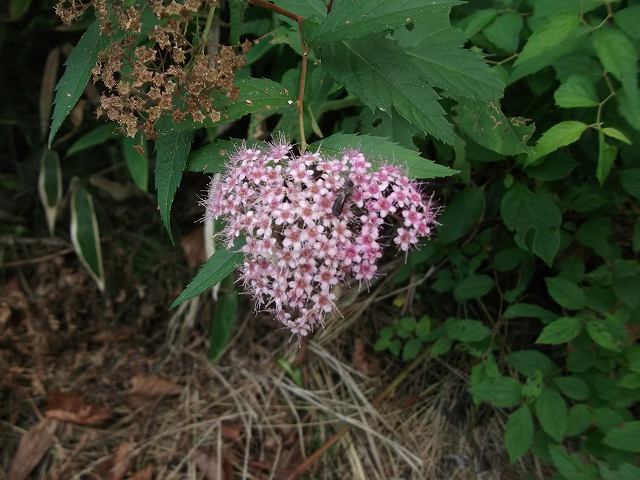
top-left (201, 139), bottom-right (439, 337)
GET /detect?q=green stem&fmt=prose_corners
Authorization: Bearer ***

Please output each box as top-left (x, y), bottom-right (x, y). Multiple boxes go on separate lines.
top-left (201, 3), bottom-right (217, 50)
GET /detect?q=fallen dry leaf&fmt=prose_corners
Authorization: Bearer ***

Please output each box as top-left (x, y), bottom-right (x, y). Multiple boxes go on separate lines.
top-left (353, 338), bottom-right (380, 376)
top-left (193, 449), bottom-right (232, 480)
top-left (109, 442), bottom-right (134, 480)
top-left (46, 392), bottom-right (111, 425)
top-left (221, 422), bottom-right (243, 443)
top-left (130, 374), bottom-right (183, 398)
top-left (8, 418), bottom-right (57, 480)
top-left (130, 465), bottom-right (154, 480)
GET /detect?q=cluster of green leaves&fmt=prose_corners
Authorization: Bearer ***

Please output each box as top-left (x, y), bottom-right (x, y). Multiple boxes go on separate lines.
top-left (44, 0), bottom-right (640, 476)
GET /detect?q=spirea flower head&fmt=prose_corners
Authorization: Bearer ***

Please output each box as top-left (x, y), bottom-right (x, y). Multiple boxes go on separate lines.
top-left (202, 140), bottom-right (438, 337)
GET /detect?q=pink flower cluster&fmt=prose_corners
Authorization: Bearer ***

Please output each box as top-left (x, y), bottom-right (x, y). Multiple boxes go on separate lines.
top-left (202, 141), bottom-right (438, 336)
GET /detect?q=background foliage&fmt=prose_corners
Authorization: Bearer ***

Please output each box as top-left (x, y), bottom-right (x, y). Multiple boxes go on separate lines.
top-left (2, 0), bottom-right (640, 478)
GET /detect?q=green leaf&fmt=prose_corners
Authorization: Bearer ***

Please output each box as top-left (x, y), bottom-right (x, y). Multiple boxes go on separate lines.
top-left (402, 338), bottom-right (423, 361)
top-left (67, 124), bottom-right (120, 156)
top-left (592, 28), bottom-right (639, 109)
top-left (155, 129), bottom-right (194, 241)
top-left (484, 12), bottom-right (523, 53)
top-left (122, 132), bottom-right (148, 191)
top-left (187, 139), bottom-right (268, 173)
top-left (272, 0), bottom-right (326, 19)
top-left (229, 0), bottom-right (246, 45)
top-left (566, 404), bottom-right (592, 437)
top-left (38, 149), bottom-right (62, 235)
top-left (507, 350), bottom-right (555, 378)
top-left (444, 318), bottom-right (491, 343)
top-left (614, 5), bottom-right (640, 40)
top-left (438, 187), bottom-right (485, 244)
top-left (536, 317), bottom-right (582, 344)
top-left (600, 462), bottom-right (640, 480)
top-left (535, 388), bottom-right (567, 442)
top-left (597, 133), bottom-right (618, 185)
top-left (545, 277), bottom-right (585, 310)
top-left (503, 303), bottom-right (556, 323)
top-left (49, 21), bottom-right (103, 147)
top-left (405, 34), bottom-right (504, 102)
top-left (453, 274), bottom-right (494, 301)
top-left (415, 316), bottom-right (431, 341)
top-left (70, 183), bottom-right (105, 292)
top-left (548, 445), bottom-right (592, 479)
top-left (209, 291), bottom-right (238, 361)
top-left (601, 127), bottom-right (632, 145)
top-left (603, 422), bottom-right (640, 453)
top-left (510, 14), bottom-right (587, 83)
top-left (470, 376), bottom-right (522, 408)
top-left (586, 320), bottom-right (620, 352)
top-left (462, 8), bottom-right (498, 38)
top-left (310, 133), bottom-right (457, 179)
top-left (529, 121), bottom-right (588, 164)
top-left (171, 248), bottom-right (243, 309)
top-left (454, 98), bottom-right (534, 156)
top-left (505, 406), bottom-right (534, 463)
top-left (500, 183), bottom-right (561, 266)
top-left (619, 168), bottom-right (640, 200)
top-left (554, 75), bottom-right (599, 108)
top-left (317, 36), bottom-right (454, 143)
top-left (553, 376), bottom-right (589, 401)
top-left (304, 0), bottom-right (462, 45)
top-left (158, 78), bottom-right (295, 135)
top-left (633, 222), bottom-right (640, 253)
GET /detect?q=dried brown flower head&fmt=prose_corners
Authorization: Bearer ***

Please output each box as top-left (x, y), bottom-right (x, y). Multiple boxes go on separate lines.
top-left (56, 0), bottom-right (246, 139)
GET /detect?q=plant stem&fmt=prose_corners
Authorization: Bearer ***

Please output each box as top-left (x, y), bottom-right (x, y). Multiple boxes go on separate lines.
top-left (201, 3), bottom-right (217, 50)
top-left (247, 0), bottom-right (308, 150)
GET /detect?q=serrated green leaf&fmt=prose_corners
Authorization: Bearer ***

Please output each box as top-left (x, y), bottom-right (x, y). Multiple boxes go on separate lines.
top-left (444, 318), bottom-right (491, 343)
top-left (566, 403), bottom-right (591, 437)
top-left (122, 132), bottom-right (148, 191)
top-left (155, 128), bottom-right (194, 241)
top-left (548, 445), bottom-right (590, 479)
top-left (187, 139), bottom-right (268, 173)
top-left (505, 406), bottom-right (533, 463)
top-left (554, 75), bottom-right (599, 108)
top-left (438, 187), bottom-right (485, 244)
top-left (546, 277), bottom-right (585, 310)
top-left (600, 462), bottom-right (640, 480)
top-left (510, 14), bottom-right (587, 83)
top-left (229, 0), bottom-right (246, 45)
top-left (453, 274), bottom-right (494, 301)
top-left (503, 303), bottom-right (556, 323)
top-left (38, 149), bottom-right (62, 235)
top-left (171, 248), bottom-right (243, 309)
top-left (507, 350), bottom-right (555, 378)
top-left (157, 79), bottom-right (295, 135)
top-left (593, 28), bottom-right (639, 109)
top-left (535, 388), bottom-right (567, 442)
top-left (529, 121), bottom-right (588, 164)
top-left (209, 291), bottom-right (238, 361)
top-left (500, 183), bottom-right (561, 266)
top-left (586, 320), bottom-right (620, 352)
top-left (470, 376), bottom-right (521, 407)
top-left (461, 8), bottom-right (498, 38)
top-left (304, 0), bottom-right (462, 45)
top-left (70, 184), bottom-right (105, 292)
top-left (484, 12), bottom-right (523, 53)
top-left (67, 124), bottom-right (120, 156)
top-left (406, 35), bottom-right (504, 102)
top-left (317, 36), bottom-right (454, 143)
top-left (310, 133), bottom-right (457, 178)
top-left (49, 21), bottom-right (103, 147)
top-left (415, 316), bottom-right (431, 341)
top-left (603, 422), bottom-right (640, 453)
top-left (454, 98), bottom-right (534, 156)
top-left (536, 317), bottom-right (582, 344)
top-left (554, 376), bottom-right (589, 401)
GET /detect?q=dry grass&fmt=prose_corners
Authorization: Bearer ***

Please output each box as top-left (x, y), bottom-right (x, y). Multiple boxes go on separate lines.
top-left (1, 242), bottom-right (535, 480)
